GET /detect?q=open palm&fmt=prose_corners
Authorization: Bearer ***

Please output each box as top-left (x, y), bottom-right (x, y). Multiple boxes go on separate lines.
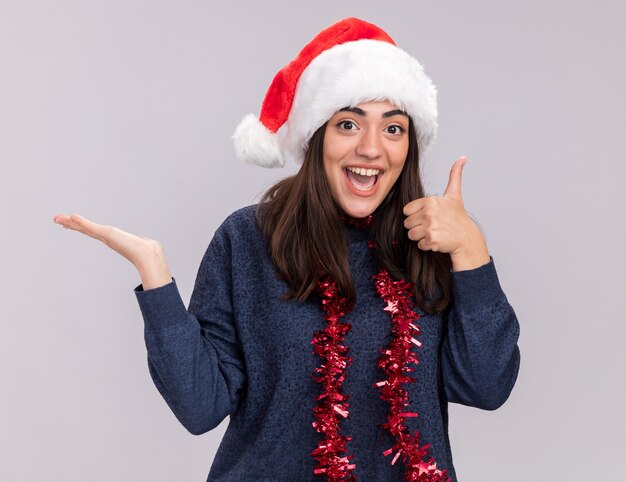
top-left (52, 213), bottom-right (172, 289)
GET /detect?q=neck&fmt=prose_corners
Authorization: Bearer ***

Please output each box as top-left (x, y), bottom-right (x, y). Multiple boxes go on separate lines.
top-left (339, 212), bottom-right (373, 231)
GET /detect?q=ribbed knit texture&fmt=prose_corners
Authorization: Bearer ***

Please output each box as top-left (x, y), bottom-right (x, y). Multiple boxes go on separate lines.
top-left (134, 204), bottom-right (521, 481)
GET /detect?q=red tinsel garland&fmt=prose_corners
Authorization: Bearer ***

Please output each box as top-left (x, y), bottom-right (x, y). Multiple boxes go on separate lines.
top-left (310, 216), bottom-right (450, 481)
top-left (372, 269), bottom-right (449, 482)
top-left (311, 276), bottom-right (357, 481)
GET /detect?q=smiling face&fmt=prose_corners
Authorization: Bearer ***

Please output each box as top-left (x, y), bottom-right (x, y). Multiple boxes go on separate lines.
top-left (323, 100), bottom-right (410, 219)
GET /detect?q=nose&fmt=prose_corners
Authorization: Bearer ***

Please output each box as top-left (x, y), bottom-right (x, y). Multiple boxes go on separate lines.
top-left (355, 128), bottom-right (383, 160)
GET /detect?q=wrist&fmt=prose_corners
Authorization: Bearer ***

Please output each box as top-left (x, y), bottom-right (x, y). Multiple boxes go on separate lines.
top-left (136, 251), bottom-right (173, 290)
top-left (450, 232), bottom-right (490, 272)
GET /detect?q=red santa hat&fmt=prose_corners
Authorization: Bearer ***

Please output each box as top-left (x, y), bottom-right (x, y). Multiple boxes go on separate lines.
top-left (232, 17), bottom-right (438, 168)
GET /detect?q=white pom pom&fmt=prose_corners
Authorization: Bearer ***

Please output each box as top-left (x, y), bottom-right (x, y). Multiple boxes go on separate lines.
top-left (232, 114), bottom-right (284, 168)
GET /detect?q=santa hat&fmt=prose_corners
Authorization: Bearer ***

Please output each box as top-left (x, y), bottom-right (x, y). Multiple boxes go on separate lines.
top-left (232, 17), bottom-right (438, 168)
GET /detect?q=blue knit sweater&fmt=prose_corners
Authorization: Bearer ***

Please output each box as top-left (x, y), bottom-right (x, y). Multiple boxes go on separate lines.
top-left (134, 204), bottom-right (521, 481)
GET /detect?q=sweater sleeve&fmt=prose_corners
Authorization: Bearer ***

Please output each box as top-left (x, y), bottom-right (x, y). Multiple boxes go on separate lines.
top-left (133, 224), bottom-right (247, 435)
top-left (440, 256), bottom-right (521, 411)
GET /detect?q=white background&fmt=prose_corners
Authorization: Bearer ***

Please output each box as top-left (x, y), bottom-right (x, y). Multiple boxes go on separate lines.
top-left (1, 1), bottom-right (624, 480)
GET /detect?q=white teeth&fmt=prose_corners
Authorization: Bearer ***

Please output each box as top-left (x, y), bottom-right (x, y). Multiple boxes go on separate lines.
top-left (346, 166), bottom-right (380, 176)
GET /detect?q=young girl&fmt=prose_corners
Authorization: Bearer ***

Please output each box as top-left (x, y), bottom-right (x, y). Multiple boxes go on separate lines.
top-left (53, 17), bottom-right (520, 482)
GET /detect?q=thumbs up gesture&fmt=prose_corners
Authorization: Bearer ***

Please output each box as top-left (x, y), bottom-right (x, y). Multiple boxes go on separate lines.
top-left (402, 156), bottom-right (491, 271)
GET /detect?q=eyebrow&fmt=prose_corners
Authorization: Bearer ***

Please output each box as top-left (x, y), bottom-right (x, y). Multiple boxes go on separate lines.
top-left (338, 106), bottom-right (409, 118)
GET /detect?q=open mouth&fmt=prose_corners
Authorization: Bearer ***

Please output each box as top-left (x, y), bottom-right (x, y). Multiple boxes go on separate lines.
top-left (344, 166), bottom-right (380, 192)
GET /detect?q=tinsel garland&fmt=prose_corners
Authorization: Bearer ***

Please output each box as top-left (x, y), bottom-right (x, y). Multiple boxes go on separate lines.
top-left (310, 215), bottom-right (450, 482)
top-left (311, 275), bottom-right (357, 481)
top-left (372, 269), bottom-right (449, 482)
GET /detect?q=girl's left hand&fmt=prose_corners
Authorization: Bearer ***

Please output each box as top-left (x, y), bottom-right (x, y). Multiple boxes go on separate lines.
top-left (402, 156), bottom-right (489, 263)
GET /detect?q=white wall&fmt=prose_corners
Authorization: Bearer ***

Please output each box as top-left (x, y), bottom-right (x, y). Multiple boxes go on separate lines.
top-left (1, 1), bottom-right (624, 480)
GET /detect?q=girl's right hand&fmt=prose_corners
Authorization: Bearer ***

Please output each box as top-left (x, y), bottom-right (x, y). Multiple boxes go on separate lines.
top-left (52, 213), bottom-right (173, 290)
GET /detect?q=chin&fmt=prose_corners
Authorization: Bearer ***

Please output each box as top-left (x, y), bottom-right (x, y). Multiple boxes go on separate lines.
top-left (340, 201), bottom-right (378, 219)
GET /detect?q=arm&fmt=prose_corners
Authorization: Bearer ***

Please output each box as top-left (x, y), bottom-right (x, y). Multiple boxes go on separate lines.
top-left (134, 227), bottom-right (246, 435)
top-left (52, 211), bottom-right (246, 432)
top-left (440, 256), bottom-right (521, 410)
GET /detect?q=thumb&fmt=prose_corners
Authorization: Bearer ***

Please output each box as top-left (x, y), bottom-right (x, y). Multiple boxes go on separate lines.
top-left (443, 156), bottom-right (467, 202)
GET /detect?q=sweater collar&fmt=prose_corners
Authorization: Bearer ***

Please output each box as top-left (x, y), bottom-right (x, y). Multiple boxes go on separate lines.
top-left (339, 212), bottom-right (372, 243)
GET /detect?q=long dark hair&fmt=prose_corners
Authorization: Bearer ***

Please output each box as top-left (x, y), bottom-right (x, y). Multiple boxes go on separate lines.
top-left (255, 117), bottom-right (452, 314)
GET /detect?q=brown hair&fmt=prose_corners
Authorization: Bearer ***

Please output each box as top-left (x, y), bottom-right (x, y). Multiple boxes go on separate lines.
top-left (255, 117), bottom-right (452, 314)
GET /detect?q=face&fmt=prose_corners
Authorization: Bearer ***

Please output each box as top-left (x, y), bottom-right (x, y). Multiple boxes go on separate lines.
top-left (323, 100), bottom-right (410, 219)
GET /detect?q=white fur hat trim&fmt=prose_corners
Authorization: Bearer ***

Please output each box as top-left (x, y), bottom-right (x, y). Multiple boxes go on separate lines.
top-left (232, 113), bottom-right (284, 168)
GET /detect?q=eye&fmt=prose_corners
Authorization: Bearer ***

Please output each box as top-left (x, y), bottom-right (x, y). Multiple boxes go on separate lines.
top-left (337, 120), bottom-right (356, 131)
top-left (385, 125), bottom-right (406, 135)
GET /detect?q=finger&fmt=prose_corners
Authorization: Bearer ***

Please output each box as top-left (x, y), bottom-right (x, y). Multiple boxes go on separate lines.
top-left (403, 210), bottom-right (425, 230)
top-left (409, 226), bottom-right (437, 251)
top-left (406, 224), bottom-right (426, 243)
top-left (442, 156), bottom-right (467, 201)
top-left (55, 214), bottom-right (107, 241)
top-left (53, 214), bottom-right (78, 229)
top-left (403, 196), bottom-right (432, 216)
